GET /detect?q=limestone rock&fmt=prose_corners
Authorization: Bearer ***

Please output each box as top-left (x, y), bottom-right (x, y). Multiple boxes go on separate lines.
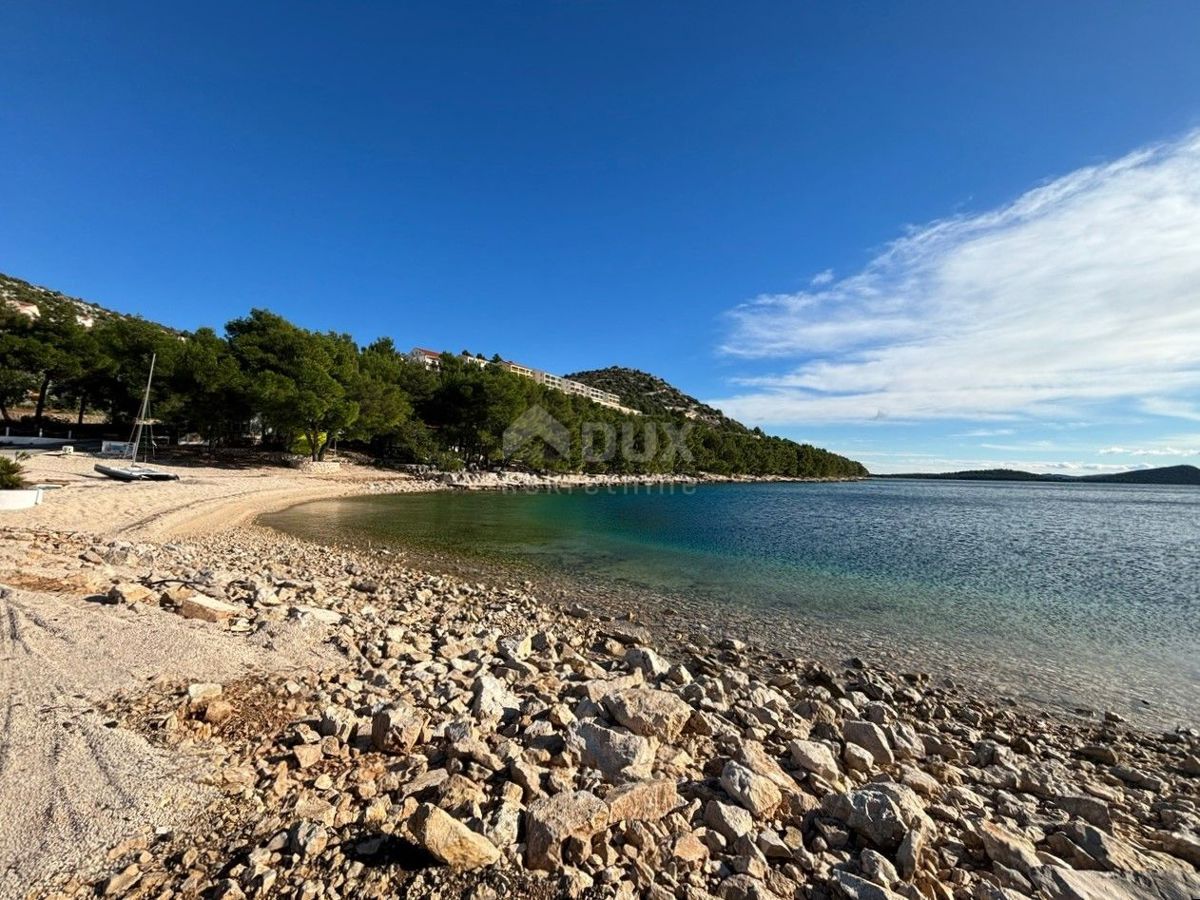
top-left (1062, 821), bottom-right (1151, 873)
top-left (605, 778), bottom-right (680, 822)
top-left (582, 672), bottom-right (644, 702)
top-left (1031, 865), bottom-right (1200, 900)
top-left (625, 646), bottom-right (670, 678)
top-left (107, 582), bottom-right (155, 605)
top-left (673, 832), bottom-right (710, 864)
top-left (187, 682), bottom-right (223, 703)
top-left (738, 740), bottom-right (804, 797)
top-left (821, 782), bottom-right (930, 850)
top-left (602, 686), bottom-right (693, 742)
top-left (980, 821), bottom-right (1042, 876)
top-left (370, 702), bottom-right (426, 753)
top-left (716, 873), bottom-right (782, 900)
top-left (318, 705), bottom-right (356, 741)
top-left (830, 869), bottom-right (901, 900)
top-left (720, 760), bottom-right (782, 817)
top-left (705, 799), bottom-right (755, 842)
top-left (844, 720), bottom-right (895, 767)
top-left (1158, 830), bottom-right (1200, 867)
top-left (293, 744), bottom-right (322, 769)
top-left (569, 720), bottom-right (655, 781)
top-left (844, 742), bottom-right (875, 773)
top-left (103, 864), bottom-right (141, 895)
top-left (790, 739), bottom-right (841, 781)
top-left (1054, 793), bottom-right (1111, 829)
top-left (525, 790), bottom-right (610, 871)
top-left (177, 594), bottom-right (241, 623)
top-left (471, 674), bottom-right (519, 724)
top-left (290, 822), bottom-right (328, 856)
top-left (409, 803), bottom-right (500, 869)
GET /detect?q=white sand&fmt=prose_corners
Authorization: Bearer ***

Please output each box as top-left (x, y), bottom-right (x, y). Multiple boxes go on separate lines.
top-left (0, 452), bottom-right (424, 895)
top-left (0, 581), bottom-right (343, 896)
top-left (12, 451), bottom-right (425, 539)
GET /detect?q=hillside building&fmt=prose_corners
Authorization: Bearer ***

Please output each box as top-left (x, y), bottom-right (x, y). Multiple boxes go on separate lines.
top-left (408, 348), bottom-right (639, 415)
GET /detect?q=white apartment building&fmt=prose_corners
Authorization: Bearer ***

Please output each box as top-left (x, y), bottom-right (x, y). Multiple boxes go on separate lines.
top-left (409, 347), bottom-right (639, 415)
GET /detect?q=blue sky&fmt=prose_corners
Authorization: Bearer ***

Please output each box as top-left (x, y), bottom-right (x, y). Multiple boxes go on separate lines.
top-left (3, 2), bottom-right (1200, 473)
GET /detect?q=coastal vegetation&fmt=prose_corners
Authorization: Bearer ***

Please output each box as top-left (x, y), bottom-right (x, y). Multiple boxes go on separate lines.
top-left (0, 455), bottom-right (26, 489)
top-left (0, 274), bottom-right (867, 478)
top-left (566, 366), bottom-right (742, 429)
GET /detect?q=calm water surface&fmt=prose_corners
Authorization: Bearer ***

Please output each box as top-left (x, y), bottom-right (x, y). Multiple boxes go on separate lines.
top-left (264, 480), bottom-right (1200, 727)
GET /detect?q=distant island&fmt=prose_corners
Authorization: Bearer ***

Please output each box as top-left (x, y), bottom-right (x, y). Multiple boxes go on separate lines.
top-left (876, 464), bottom-right (1200, 486)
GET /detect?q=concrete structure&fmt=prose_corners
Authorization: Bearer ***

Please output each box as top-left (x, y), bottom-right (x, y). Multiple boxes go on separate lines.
top-left (409, 348), bottom-right (639, 415)
top-left (0, 487), bottom-right (44, 511)
top-left (409, 348), bottom-right (441, 369)
top-left (409, 348), bottom-right (490, 370)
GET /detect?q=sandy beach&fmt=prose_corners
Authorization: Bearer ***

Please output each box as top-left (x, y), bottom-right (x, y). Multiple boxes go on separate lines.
top-left (13, 451), bottom-right (428, 540)
top-left (12, 452), bottom-right (795, 540)
top-left (2, 453), bottom-right (1198, 899)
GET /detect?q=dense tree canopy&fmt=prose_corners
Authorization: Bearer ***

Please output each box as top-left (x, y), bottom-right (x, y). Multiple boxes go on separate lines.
top-left (0, 295), bottom-right (867, 476)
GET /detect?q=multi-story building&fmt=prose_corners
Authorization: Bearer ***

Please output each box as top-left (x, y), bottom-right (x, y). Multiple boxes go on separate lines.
top-left (409, 348), bottom-right (639, 415)
top-left (409, 348), bottom-right (488, 370)
top-left (408, 347), bottom-right (443, 369)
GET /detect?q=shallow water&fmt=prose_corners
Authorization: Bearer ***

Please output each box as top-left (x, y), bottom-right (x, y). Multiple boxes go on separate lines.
top-left (263, 479), bottom-right (1200, 728)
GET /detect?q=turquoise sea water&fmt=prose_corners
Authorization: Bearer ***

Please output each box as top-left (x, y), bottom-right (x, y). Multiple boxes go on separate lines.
top-left (263, 480), bottom-right (1200, 727)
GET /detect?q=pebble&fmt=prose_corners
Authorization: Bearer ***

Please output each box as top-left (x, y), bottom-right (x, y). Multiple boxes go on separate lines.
top-left (7, 523), bottom-right (1198, 900)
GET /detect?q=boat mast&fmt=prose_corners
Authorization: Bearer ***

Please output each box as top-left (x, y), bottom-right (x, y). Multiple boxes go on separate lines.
top-left (131, 353), bottom-right (156, 464)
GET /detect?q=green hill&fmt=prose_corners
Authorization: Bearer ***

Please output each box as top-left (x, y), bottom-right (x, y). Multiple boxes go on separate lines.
top-left (1, 272), bottom-right (867, 478)
top-left (565, 366), bottom-right (866, 479)
top-left (566, 366), bottom-right (742, 430)
top-left (1, 272), bottom-right (131, 329)
top-left (1080, 464), bottom-right (1200, 485)
top-left (878, 465), bottom-right (1199, 486)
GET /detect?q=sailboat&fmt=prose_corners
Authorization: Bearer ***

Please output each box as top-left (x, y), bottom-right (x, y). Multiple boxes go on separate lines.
top-left (94, 353), bottom-right (180, 482)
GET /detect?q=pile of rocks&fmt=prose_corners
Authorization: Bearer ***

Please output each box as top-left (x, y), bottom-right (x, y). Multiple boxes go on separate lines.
top-left (5, 526), bottom-right (1198, 900)
top-left (435, 471), bottom-right (858, 491)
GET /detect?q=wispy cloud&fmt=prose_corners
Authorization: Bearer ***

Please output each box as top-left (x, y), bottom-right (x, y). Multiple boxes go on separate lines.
top-left (1098, 445), bottom-right (1199, 457)
top-left (1140, 398), bottom-right (1200, 422)
top-left (810, 269), bottom-right (834, 286)
top-left (856, 453), bottom-right (1153, 475)
top-left (979, 440), bottom-right (1060, 451)
top-left (713, 131), bottom-right (1200, 425)
top-left (955, 428), bottom-right (1015, 438)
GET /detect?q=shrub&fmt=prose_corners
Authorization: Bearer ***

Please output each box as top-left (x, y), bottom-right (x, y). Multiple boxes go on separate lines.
top-left (0, 456), bottom-right (26, 490)
top-left (431, 450), bottom-right (464, 472)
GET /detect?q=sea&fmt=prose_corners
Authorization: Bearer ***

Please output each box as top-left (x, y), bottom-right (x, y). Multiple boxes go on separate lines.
top-left (262, 479), bottom-right (1200, 729)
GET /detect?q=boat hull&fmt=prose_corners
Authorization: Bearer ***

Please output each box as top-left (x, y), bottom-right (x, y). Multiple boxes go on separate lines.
top-left (94, 464), bottom-right (179, 482)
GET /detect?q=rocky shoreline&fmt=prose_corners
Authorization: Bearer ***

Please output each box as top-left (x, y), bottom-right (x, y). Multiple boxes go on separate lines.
top-left (3, 523), bottom-right (1198, 900)
top-left (431, 470), bottom-right (866, 491)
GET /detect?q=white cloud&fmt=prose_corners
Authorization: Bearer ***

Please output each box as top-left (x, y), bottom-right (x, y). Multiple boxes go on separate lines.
top-left (810, 269), bottom-right (835, 286)
top-left (1098, 445), bottom-right (1199, 457)
top-left (714, 131), bottom-right (1200, 425)
top-left (979, 440), bottom-right (1060, 451)
top-left (955, 428), bottom-right (1015, 437)
top-left (1141, 398), bottom-right (1200, 422)
top-left (856, 453), bottom-right (1153, 475)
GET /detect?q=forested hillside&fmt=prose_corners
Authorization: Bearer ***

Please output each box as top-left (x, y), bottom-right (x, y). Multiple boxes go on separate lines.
top-left (569, 366), bottom-right (866, 478)
top-left (879, 465), bottom-right (1200, 485)
top-left (566, 366), bottom-right (739, 428)
top-left (1, 272), bottom-right (867, 478)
